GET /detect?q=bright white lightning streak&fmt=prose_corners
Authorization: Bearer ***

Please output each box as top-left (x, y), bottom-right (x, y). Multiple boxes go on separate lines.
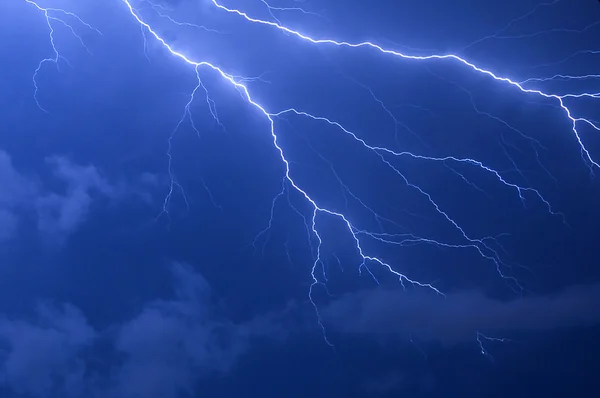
top-left (24, 0), bottom-right (599, 343)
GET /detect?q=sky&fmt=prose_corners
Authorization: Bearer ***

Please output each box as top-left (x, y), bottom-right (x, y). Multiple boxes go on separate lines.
top-left (0, 0), bottom-right (599, 397)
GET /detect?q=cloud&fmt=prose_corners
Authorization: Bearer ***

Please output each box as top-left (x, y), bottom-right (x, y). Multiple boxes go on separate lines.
top-left (110, 263), bottom-right (251, 398)
top-left (0, 209), bottom-right (19, 242)
top-left (0, 304), bottom-right (96, 397)
top-left (0, 263), bottom-right (265, 398)
top-left (2, 259), bottom-right (599, 397)
top-left (0, 148), bottom-right (153, 242)
top-left (34, 156), bottom-right (123, 238)
top-left (321, 284), bottom-right (600, 345)
top-left (0, 150), bottom-right (37, 241)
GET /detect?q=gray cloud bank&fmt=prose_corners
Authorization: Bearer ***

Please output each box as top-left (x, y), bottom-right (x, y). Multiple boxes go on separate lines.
top-left (1, 261), bottom-right (599, 397)
top-left (322, 283), bottom-right (600, 345)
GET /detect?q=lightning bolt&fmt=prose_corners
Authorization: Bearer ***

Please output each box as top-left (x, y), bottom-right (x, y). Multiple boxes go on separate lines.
top-left (22, 0), bottom-right (599, 346)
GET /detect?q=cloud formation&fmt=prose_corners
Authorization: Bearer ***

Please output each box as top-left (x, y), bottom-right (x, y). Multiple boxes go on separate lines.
top-left (322, 284), bottom-right (600, 345)
top-left (0, 150), bottom-right (37, 241)
top-left (0, 304), bottom-right (96, 397)
top-left (0, 149), bottom-right (151, 242)
top-left (34, 156), bottom-right (122, 237)
top-left (0, 263), bottom-right (261, 398)
top-left (1, 258), bottom-right (599, 397)
top-left (111, 263), bottom-right (252, 398)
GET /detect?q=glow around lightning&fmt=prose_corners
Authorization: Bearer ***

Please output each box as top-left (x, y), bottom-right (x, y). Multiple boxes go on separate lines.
top-left (24, 0), bottom-right (599, 344)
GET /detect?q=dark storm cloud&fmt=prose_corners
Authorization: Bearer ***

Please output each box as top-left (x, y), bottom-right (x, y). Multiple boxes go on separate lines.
top-left (321, 284), bottom-right (600, 344)
top-left (0, 149), bottom-right (154, 242)
top-left (0, 263), bottom-right (270, 398)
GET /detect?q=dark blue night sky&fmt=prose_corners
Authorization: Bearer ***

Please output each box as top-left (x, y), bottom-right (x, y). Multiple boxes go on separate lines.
top-left (1, 0), bottom-right (599, 397)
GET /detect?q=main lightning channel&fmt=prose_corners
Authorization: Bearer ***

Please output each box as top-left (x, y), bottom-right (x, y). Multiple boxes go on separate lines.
top-left (117, 0), bottom-right (589, 297)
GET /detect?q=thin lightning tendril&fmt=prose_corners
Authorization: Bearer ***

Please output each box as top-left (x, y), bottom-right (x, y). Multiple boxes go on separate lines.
top-left (476, 332), bottom-right (514, 362)
top-left (24, 0), bottom-right (102, 112)
top-left (24, 0), bottom-right (599, 345)
top-left (141, 0), bottom-right (222, 34)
